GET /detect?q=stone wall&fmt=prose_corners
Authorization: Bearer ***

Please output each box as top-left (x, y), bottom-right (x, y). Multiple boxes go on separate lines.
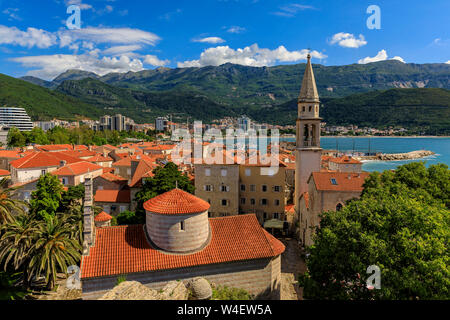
top-left (82, 256), bottom-right (281, 300)
top-left (146, 210), bottom-right (210, 253)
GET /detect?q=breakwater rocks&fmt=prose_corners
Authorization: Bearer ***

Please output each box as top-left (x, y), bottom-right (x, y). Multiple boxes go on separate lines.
top-left (378, 150), bottom-right (435, 161)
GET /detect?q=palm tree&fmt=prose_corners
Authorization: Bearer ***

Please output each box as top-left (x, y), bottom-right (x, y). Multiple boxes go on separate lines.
top-left (0, 213), bottom-right (38, 287)
top-left (0, 178), bottom-right (27, 225)
top-left (27, 214), bottom-right (81, 290)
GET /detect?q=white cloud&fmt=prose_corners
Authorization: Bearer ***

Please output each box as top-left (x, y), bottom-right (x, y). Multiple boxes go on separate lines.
top-left (445, 60), bottom-right (450, 64)
top-left (177, 43), bottom-right (326, 68)
top-left (358, 49), bottom-right (388, 64)
top-left (0, 25), bottom-right (57, 49)
top-left (58, 27), bottom-right (161, 47)
top-left (102, 45), bottom-right (142, 56)
top-left (391, 56), bottom-right (405, 63)
top-left (12, 53), bottom-right (145, 80)
top-left (272, 4), bottom-right (316, 17)
top-left (65, 0), bottom-right (93, 10)
top-left (330, 32), bottom-right (367, 48)
top-left (144, 55), bottom-right (169, 67)
top-left (2, 8), bottom-right (21, 21)
top-left (227, 26), bottom-right (246, 34)
top-left (358, 50), bottom-right (405, 64)
top-left (193, 37), bottom-right (226, 44)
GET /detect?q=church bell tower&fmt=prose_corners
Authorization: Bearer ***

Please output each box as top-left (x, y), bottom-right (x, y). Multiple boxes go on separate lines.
top-left (295, 54), bottom-right (322, 212)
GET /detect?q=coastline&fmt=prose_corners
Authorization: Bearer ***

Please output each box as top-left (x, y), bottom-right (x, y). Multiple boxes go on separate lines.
top-left (280, 135), bottom-right (450, 139)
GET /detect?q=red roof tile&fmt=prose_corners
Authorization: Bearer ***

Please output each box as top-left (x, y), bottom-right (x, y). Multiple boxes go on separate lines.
top-left (52, 161), bottom-right (103, 176)
top-left (86, 154), bottom-right (113, 162)
top-left (311, 172), bottom-right (369, 192)
top-left (81, 214), bottom-right (285, 279)
top-left (0, 150), bottom-right (20, 158)
top-left (143, 189), bottom-right (210, 215)
top-left (10, 152), bottom-right (81, 169)
top-left (60, 150), bottom-right (98, 159)
top-left (329, 155), bottom-right (362, 164)
top-left (129, 159), bottom-right (157, 188)
top-left (95, 211), bottom-right (113, 222)
top-left (36, 144), bottom-right (73, 152)
top-left (0, 169), bottom-right (10, 176)
top-left (95, 189), bottom-right (131, 203)
top-left (285, 204), bottom-right (295, 214)
top-left (99, 172), bottom-right (127, 183)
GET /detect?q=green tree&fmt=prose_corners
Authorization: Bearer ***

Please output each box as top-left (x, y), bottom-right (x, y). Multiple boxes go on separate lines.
top-left (299, 163), bottom-right (450, 300)
top-left (28, 214), bottom-right (81, 290)
top-left (27, 127), bottom-right (50, 145)
top-left (30, 174), bottom-right (64, 220)
top-left (133, 162), bottom-right (194, 223)
top-left (7, 127), bottom-right (26, 148)
top-left (0, 213), bottom-right (38, 288)
top-left (0, 178), bottom-right (27, 225)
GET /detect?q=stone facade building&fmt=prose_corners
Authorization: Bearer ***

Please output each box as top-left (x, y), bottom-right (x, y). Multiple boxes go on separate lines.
top-left (81, 188), bottom-right (285, 299)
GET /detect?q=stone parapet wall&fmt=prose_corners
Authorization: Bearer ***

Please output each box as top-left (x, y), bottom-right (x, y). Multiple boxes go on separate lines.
top-left (82, 257), bottom-right (281, 300)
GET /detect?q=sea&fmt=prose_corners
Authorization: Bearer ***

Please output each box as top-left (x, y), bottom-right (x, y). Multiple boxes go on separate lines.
top-left (282, 137), bottom-right (450, 172)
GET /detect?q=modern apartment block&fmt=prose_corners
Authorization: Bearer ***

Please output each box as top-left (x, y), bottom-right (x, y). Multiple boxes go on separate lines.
top-left (0, 107), bottom-right (34, 145)
top-left (94, 114), bottom-right (135, 131)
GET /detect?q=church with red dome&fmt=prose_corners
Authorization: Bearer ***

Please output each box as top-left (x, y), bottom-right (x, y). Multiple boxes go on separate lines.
top-left (81, 188), bottom-right (285, 299)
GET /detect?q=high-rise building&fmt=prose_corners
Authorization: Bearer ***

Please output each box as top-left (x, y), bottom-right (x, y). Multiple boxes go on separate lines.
top-left (155, 117), bottom-right (168, 131)
top-left (0, 107), bottom-right (34, 131)
top-left (237, 116), bottom-right (252, 132)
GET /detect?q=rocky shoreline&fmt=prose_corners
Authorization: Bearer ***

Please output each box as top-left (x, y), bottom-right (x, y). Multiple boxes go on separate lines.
top-left (357, 150), bottom-right (435, 161)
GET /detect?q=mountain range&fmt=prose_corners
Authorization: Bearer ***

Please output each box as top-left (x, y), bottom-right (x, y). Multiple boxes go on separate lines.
top-left (5, 60), bottom-right (450, 134)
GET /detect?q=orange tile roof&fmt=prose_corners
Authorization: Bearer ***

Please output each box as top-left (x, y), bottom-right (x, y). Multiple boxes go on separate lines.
top-left (52, 161), bottom-right (103, 176)
top-left (10, 152), bottom-right (81, 169)
top-left (95, 211), bottom-right (113, 222)
top-left (311, 172), bottom-right (369, 192)
top-left (0, 169), bottom-right (10, 176)
top-left (143, 189), bottom-right (210, 215)
top-left (95, 189), bottom-right (131, 203)
top-left (81, 214), bottom-right (285, 279)
top-left (0, 150), bottom-right (20, 158)
top-left (86, 154), bottom-right (113, 162)
top-left (60, 150), bottom-right (98, 159)
top-left (129, 159), bottom-right (157, 188)
top-left (36, 144), bottom-right (73, 152)
top-left (99, 172), bottom-right (127, 183)
top-left (285, 204), bottom-right (295, 214)
top-left (329, 155), bottom-right (362, 164)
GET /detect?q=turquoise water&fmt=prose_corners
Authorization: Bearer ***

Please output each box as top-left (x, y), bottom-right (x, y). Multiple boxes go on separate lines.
top-left (283, 137), bottom-right (450, 172)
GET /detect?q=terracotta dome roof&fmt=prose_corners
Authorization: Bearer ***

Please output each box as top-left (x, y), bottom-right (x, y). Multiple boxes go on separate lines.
top-left (143, 189), bottom-right (210, 215)
top-left (95, 211), bottom-right (113, 222)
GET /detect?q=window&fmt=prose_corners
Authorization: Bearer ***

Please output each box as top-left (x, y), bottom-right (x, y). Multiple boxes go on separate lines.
top-left (205, 168), bottom-right (211, 176)
top-left (221, 185), bottom-right (229, 192)
top-left (111, 205), bottom-right (117, 212)
top-left (127, 168), bottom-right (131, 175)
top-left (240, 198), bottom-right (246, 205)
top-left (240, 184), bottom-right (246, 191)
top-left (302, 106), bottom-right (305, 112)
top-left (263, 212), bottom-right (267, 220)
top-left (41, 169), bottom-right (46, 176)
top-left (98, 186), bottom-right (104, 190)
top-left (204, 184), bottom-right (212, 192)
top-left (274, 213), bottom-right (279, 219)
top-left (62, 177), bottom-right (68, 185)
top-left (331, 178), bottom-right (338, 185)
top-left (207, 199), bottom-right (211, 204)
top-left (221, 169), bottom-right (227, 177)
top-left (245, 168), bottom-right (251, 176)
top-left (336, 203), bottom-right (343, 211)
top-left (309, 106), bottom-right (312, 112)
top-left (221, 199), bottom-right (228, 206)
top-left (274, 199), bottom-right (280, 206)
top-left (250, 184), bottom-right (256, 192)
top-left (180, 221), bottom-right (185, 231)
top-left (262, 185), bottom-right (268, 192)
top-left (261, 199), bottom-right (268, 206)
top-left (274, 185), bottom-right (281, 192)
top-left (250, 198), bottom-right (256, 205)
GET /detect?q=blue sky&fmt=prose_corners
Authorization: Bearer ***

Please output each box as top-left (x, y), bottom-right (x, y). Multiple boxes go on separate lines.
top-left (0, 0), bottom-right (448, 80)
